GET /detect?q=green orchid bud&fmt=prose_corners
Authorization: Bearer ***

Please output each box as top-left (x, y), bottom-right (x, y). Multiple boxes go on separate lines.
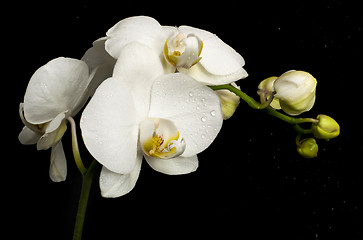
top-left (257, 76), bottom-right (281, 109)
top-left (296, 137), bottom-right (318, 158)
top-left (273, 70), bottom-right (317, 116)
top-left (311, 114), bottom-right (340, 140)
top-left (215, 82), bottom-right (240, 120)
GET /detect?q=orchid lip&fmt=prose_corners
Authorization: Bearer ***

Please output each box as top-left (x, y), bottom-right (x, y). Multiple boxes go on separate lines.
top-left (163, 33), bottom-right (203, 69)
top-left (139, 118), bottom-right (186, 159)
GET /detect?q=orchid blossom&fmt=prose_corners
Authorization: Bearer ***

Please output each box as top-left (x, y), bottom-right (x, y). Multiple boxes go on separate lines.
top-left (18, 57), bottom-right (93, 182)
top-left (80, 42), bottom-right (223, 197)
top-left (104, 16), bottom-right (248, 85)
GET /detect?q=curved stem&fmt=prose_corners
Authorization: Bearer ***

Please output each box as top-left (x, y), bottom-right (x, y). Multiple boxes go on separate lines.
top-left (67, 117), bottom-right (87, 176)
top-left (210, 84), bottom-right (264, 109)
top-left (209, 84), bottom-right (317, 135)
top-left (73, 159), bottom-right (101, 240)
top-left (262, 106), bottom-right (318, 125)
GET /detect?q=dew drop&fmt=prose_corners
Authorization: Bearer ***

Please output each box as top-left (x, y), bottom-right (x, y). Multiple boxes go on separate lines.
top-left (210, 110), bottom-right (216, 117)
top-left (189, 91), bottom-right (193, 97)
top-left (201, 116), bottom-right (207, 122)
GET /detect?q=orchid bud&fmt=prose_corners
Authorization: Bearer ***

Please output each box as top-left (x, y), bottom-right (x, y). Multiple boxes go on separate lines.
top-left (273, 70), bottom-right (317, 116)
top-left (215, 82), bottom-right (240, 120)
top-left (257, 76), bottom-right (281, 109)
top-left (311, 114), bottom-right (340, 140)
top-left (296, 137), bottom-right (318, 158)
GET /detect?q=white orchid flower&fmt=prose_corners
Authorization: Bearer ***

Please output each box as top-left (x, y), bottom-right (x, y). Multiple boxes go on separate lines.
top-left (18, 57), bottom-right (93, 182)
top-left (80, 42), bottom-right (223, 198)
top-left (105, 16), bottom-right (248, 85)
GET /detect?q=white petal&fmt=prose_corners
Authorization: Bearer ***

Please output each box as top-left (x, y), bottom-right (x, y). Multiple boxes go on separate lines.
top-left (112, 42), bottom-right (165, 119)
top-left (49, 141), bottom-right (67, 182)
top-left (18, 126), bottom-right (41, 145)
top-left (81, 37), bottom-right (116, 73)
top-left (37, 112), bottom-right (67, 150)
top-left (100, 149), bottom-right (142, 198)
top-left (105, 16), bottom-right (165, 59)
top-left (80, 77), bottom-right (139, 174)
top-left (85, 63), bottom-right (114, 98)
top-left (178, 62), bottom-right (248, 85)
top-left (145, 154), bottom-right (198, 175)
top-left (81, 37), bottom-right (116, 98)
top-left (178, 26), bottom-right (248, 85)
top-left (148, 73), bottom-right (223, 157)
top-left (24, 57), bottom-right (90, 124)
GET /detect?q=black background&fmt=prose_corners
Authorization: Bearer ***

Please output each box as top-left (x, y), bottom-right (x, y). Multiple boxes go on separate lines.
top-left (6, 0), bottom-right (363, 239)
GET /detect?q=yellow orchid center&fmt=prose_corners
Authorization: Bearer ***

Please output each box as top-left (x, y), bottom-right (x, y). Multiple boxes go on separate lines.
top-left (143, 131), bottom-right (180, 158)
top-left (140, 118), bottom-right (186, 159)
top-left (164, 33), bottom-right (203, 69)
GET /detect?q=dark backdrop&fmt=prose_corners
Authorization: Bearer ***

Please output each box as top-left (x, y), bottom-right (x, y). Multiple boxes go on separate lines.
top-left (6, 1), bottom-right (363, 239)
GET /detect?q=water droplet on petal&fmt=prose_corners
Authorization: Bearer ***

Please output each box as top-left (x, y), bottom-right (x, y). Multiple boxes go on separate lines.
top-left (189, 91), bottom-right (193, 97)
top-left (210, 110), bottom-right (216, 116)
top-left (201, 116), bottom-right (207, 122)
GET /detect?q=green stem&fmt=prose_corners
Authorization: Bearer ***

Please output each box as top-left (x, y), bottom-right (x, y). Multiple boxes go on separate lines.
top-left (262, 106), bottom-right (317, 125)
top-left (73, 159), bottom-right (101, 240)
top-left (67, 117), bottom-right (87, 176)
top-left (210, 84), bottom-right (264, 109)
top-left (209, 84), bottom-right (317, 135)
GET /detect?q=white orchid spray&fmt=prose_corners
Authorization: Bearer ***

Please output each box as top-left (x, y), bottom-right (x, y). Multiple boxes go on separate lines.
top-left (18, 16), bottom-right (340, 240)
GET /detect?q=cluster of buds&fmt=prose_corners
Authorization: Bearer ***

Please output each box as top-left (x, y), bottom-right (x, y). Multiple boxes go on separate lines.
top-left (258, 70), bottom-right (340, 158)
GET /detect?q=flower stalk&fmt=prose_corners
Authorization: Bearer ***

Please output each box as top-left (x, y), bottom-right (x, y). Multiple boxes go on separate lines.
top-left (73, 159), bottom-right (101, 240)
top-left (67, 117), bottom-right (101, 240)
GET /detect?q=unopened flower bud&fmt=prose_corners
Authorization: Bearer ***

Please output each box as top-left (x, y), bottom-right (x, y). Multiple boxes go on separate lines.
top-left (257, 76), bottom-right (281, 109)
top-left (273, 70), bottom-right (317, 116)
top-left (215, 82), bottom-right (240, 120)
top-left (296, 137), bottom-right (318, 158)
top-left (311, 114), bottom-right (340, 140)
